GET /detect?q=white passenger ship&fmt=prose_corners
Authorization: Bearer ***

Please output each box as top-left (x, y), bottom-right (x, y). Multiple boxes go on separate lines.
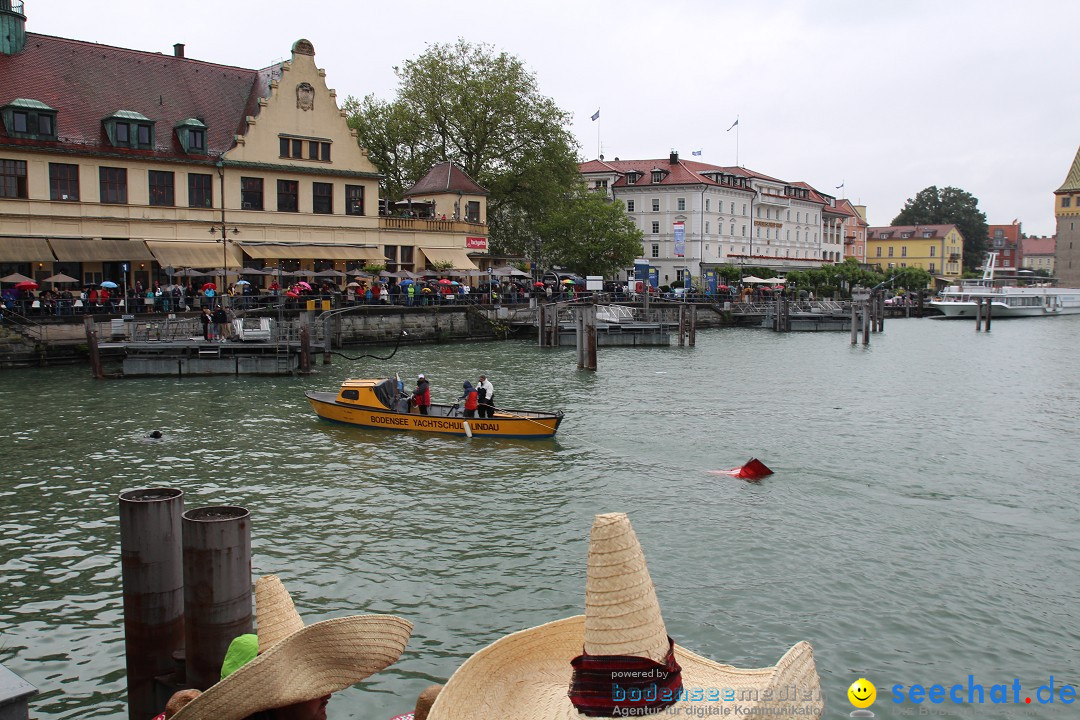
top-left (931, 254), bottom-right (1080, 318)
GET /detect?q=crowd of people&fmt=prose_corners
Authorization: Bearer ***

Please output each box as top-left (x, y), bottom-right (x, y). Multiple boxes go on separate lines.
top-left (406, 373), bottom-right (495, 418)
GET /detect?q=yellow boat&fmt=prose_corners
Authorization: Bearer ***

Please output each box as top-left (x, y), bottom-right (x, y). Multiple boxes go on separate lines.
top-left (305, 378), bottom-right (564, 439)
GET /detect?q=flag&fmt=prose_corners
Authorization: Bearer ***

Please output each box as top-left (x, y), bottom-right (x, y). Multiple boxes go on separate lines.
top-left (835, 182), bottom-right (845, 190)
top-left (726, 118), bottom-right (738, 131)
top-left (692, 150), bottom-right (702, 156)
top-left (591, 109), bottom-right (600, 122)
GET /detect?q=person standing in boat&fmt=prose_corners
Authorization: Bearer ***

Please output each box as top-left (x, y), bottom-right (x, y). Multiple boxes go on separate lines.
top-left (459, 381), bottom-right (478, 418)
top-left (412, 374), bottom-right (431, 415)
top-left (477, 375), bottom-right (495, 418)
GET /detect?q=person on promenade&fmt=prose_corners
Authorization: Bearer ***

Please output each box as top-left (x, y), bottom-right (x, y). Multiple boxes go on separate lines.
top-left (412, 374), bottom-right (431, 415)
top-left (171, 574), bottom-right (412, 720)
top-left (212, 306), bottom-right (229, 342)
top-left (459, 381), bottom-right (478, 418)
top-left (477, 375), bottom-right (495, 418)
top-left (201, 307), bottom-right (213, 341)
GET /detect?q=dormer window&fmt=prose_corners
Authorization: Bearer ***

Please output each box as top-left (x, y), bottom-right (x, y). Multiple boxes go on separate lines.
top-left (104, 111), bottom-right (155, 150)
top-left (3, 99), bottom-right (58, 141)
top-left (625, 172), bottom-right (640, 184)
top-left (651, 171), bottom-right (664, 183)
top-left (175, 118), bottom-right (208, 155)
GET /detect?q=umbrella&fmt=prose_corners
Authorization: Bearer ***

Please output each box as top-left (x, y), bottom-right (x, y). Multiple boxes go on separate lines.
top-left (534, 281), bottom-right (545, 287)
top-left (313, 269), bottom-right (347, 278)
top-left (741, 276), bottom-right (768, 284)
top-left (399, 278), bottom-right (415, 286)
top-left (171, 268), bottom-right (206, 277)
top-left (42, 273), bottom-right (80, 284)
top-left (764, 277), bottom-right (787, 284)
top-left (201, 282), bottom-right (216, 291)
top-left (346, 282), bottom-right (361, 288)
top-left (1, 272), bottom-right (33, 284)
top-left (238, 267), bottom-right (271, 276)
top-left (101, 281), bottom-right (119, 288)
top-left (438, 278), bottom-right (453, 284)
top-left (296, 281), bottom-right (312, 290)
top-left (235, 280), bottom-right (251, 285)
top-left (562, 278), bottom-right (576, 284)
top-left (15, 280), bottom-right (38, 290)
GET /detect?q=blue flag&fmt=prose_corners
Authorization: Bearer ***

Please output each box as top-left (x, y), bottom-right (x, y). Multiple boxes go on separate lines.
top-left (726, 118), bottom-right (739, 131)
top-left (692, 150), bottom-right (702, 156)
top-left (591, 109), bottom-right (600, 121)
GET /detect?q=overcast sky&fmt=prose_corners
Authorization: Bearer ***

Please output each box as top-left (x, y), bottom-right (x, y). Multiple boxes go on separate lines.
top-left (34, 0), bottom-right (1080, 236)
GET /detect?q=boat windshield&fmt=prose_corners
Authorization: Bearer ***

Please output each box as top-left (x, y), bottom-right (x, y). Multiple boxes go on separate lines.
top-left (373, 379), bottom-right (397, 409)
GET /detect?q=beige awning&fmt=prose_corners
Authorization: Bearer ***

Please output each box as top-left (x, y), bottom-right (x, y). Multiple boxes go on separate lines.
top-left (0, 237), bottom-right (56, 263)
top-left (147, 241), bottom-right (244, 268)
top-left (420, 246), bottom-right (479, 270)
top-left (239, 243), bottom-right (385, 261)
top-left (49, 238), bottom-right (155, 262)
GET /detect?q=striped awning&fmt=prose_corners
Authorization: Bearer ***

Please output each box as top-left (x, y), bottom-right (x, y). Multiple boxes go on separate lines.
top-left (147, 241), bottom-right (244, 268)
top-left (419, 246), bottom-right (479, 270)
top-left (49, 238), bottom-right (154, 262)
top-left (0, 237), bottom-right (56, 263)
top-left (239, 243), bottom-right (384, 261)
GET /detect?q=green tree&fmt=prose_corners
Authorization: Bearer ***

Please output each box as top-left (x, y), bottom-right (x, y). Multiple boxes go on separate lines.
top-left (885, 266), bottom-right (932, 291)
top-left (533, 191), bottom-right (643, 277)
top-left (344, 39), bottom-right (581, 253)
top-left (892, 186), bottom-right (988, 271)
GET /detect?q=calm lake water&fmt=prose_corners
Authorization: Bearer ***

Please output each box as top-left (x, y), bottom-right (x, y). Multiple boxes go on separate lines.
top-left (1, 317), bottom-right (1079, 719)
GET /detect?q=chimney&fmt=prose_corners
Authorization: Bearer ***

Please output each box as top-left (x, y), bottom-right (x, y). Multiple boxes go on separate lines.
top-left (173, 43), bottom-right (185, 58)
top-left (669, 150), bottom-right (679, 165)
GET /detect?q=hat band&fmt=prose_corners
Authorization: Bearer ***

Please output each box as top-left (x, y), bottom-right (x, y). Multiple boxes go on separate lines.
top-left (568, 637), bottom-right (683, 717)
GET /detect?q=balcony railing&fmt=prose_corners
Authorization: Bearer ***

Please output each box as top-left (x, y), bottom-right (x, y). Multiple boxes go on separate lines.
top-left (378, 217), bottom-right (486, 233)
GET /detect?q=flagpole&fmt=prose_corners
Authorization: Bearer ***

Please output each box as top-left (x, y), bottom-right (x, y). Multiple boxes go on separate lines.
top-left (597, 110), bottom-right (601, 160)
top-left (736, 116), bottom-right (740, 167)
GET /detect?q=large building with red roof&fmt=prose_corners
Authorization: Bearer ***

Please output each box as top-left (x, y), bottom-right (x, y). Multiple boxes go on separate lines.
top-left (0, 2), bottom-right (487, 291)
top-left (579, 152), bottom-right (849, 285)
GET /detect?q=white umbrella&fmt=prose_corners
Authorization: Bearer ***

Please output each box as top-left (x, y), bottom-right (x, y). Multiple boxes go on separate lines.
top-left (42, 273), bottom-right (80, 283)
top-left (741, 276), bottom-right (769, 284)
top-left (763, 277), bottom-right (787, 284)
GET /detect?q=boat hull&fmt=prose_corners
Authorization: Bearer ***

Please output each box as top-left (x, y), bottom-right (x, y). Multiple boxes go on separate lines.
top-left (305, 391), bottom-right (561, 439)
top-left (931, 299), bottom-right (1080, 318)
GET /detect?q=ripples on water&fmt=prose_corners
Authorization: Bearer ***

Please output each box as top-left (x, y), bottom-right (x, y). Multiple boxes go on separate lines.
top-left (2, 318), bottom-right (1079, 719)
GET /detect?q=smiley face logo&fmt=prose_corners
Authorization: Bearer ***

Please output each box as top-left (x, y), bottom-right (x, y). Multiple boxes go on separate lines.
top-left (848, 678), bottom-right (877, 709)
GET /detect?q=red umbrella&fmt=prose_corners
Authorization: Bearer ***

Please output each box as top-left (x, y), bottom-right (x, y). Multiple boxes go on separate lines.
top-left (296, 281), bottom-right (312, 290)
top-left (533, 281), bottom-right (545, 287)
top-left (438, 278), bottom-right (452, 284)
top-left (201, 282), bottom-right (216, 291)
top-left (15, 281), bottom-right (38, 290)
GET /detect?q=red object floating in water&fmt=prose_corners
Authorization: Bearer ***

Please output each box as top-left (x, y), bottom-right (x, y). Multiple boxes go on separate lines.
top-left (711, 458), bottom-right (774, 481)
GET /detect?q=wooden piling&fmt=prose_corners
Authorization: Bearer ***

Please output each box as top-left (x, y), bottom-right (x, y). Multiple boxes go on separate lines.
top-left (181, 506), bottom-right (253, 692)
top-left (985, 297), bottom-right (992, 331)
top-left (85, 315), bottom-right (104, 379)
top-left (862, 301), bottom-right (870, 345)
top-left (851, 301), bottom-right (858, 345)
top-left (575, 308), bottom-right (584, 368)
top-left (975, 298), bottom-right (983, 331)
top-left (584, 304), bottom-right (597, 371)
top-left (537, 304), bottom-right (546, 347)
top-left (322, 317), bottom-right (331, 365)
top-left (689, 305), bottom-right (697, 346)
top-left (119, 488), bottom-right (185, 720)
top-left (876, 294), bottom-right (885, 332)
top-left (299, 323), bottom-right (311, 373)
top-left (678, 305), bottom-right (686, 346)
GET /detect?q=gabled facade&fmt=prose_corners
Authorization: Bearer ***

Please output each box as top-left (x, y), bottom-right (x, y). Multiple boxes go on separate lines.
top-left (987, 221), bottom-right (1022, 269)
top-left (1053, 145), bottom-right (1080, 286)
top-left (579, 152), bottom-right (831, 284)
top-left (865, 224), bottom-right (963, 278)
top-left (838, 201), bottom-right (869, 264)
top-left (0, 6), bottom-right (487, 291)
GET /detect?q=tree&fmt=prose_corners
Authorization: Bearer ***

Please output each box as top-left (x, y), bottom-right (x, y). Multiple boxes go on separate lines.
top-left (344, 39), bottom-right (582, 253)
top-left (532, 191), bottom-right (643, 277)
top-left (892, 186), bottom-right (988, 271)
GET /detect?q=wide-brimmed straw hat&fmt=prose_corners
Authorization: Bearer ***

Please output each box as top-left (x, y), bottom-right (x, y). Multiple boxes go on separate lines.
top-left (427, 513), bottom-right (822, 719)
top-left (173, 575), bottom-right (413, 720)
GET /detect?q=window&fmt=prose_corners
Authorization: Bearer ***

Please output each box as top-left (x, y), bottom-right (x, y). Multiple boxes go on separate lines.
top-left (138, 124), bottom-right (151, 145)
top-left (99, 167), bottom-right (127, 204)
top-left (876, 247), bottom-right (882, 257)
top-left (929, 262), bottom-right (935, 273)
top-left (38, 114), bottom-right (53, 136)
top-left (400, 245), bottom-right (414, 269)
top-left (466, 200), bottom-right (480, 223)
top-left (705, 199), bottom-right (710, 212)
top-left (148, 170), bottom-right (175, 206)
top-left (189, 173), bottom-right (213, 208)
top-left (741, 224), bottom-right (746, 236)
top-left (12, 112), bottom-right (28, 133)
top-left (930, 246), bottom-right (936, 257)
top-left (1, 159), bottom-right (28, 199)
top-left (705, 221), bottom-right (710, 234)
top-left (742, 204), bottom-right (746, 215)
top-left (730, 202), bottom-right (735, 214)
top-left (901, 246), bottom-right (907, 257)
top-left (383, 245), bottom-right (398, 269)
top-left (651, 171), bottom-right (663, 183)
top-left (626, 199), bottom-right (635, 212)
top-left (651, 221), bottom-right (660, 234)
top-left (626, 172), bottom-right (639, 184)
top-left (313, 182), bottom-right (333, 214)
top-left (1063, 197), bottom-right (1071, 208)
top-left (320, 142), bottom-right (331, 161)
top-left (677, 198), bottom-right (686, 211)
top-left (277, 180), bottom-right (299, 212)
top-left (923, 231), bottom-right (933, 237)
top-left (730, 224), bottom-right (735, 236)
top-left (994, 229), bottom-right (1004, 238)
top-left (651, 244), bottom-right (659, 258)
top-left (309, 142), bottom-right (320, 161)
top-left (888, 247), bottom-right (894, 257)
top-left (116, 123), bottom-right (130, 144)
top-left (345, 185), bottom-right (364, 216)
top-left (651, 198), bottom-right (659, 212)
top-left (189, 129), bottom-right (205, 152)
top-left (241, 177), bottom-right (263, 210)
top-left (49, 163), bottom-right (79, 201)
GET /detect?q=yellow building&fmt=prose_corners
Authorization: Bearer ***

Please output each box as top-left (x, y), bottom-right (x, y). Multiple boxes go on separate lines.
top-left (865, 224), bottom-right (964, 279)
top-left (0, 4), bottom-right (487, 291)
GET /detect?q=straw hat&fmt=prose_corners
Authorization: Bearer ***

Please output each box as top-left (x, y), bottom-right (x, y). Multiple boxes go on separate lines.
top-left (173, 575), bottom-right (413, 720)
top-left (427, 513), bottom-right (822, 719)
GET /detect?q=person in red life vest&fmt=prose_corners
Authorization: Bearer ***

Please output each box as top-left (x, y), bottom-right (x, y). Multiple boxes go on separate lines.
top-left (459, 381), bottom-right (478, 418)
top-left (412, 374), bottom-right (431, 415)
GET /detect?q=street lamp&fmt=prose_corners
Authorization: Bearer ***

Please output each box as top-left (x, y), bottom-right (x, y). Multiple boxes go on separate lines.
top-left (209, 225), bottom-right (239, 307)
